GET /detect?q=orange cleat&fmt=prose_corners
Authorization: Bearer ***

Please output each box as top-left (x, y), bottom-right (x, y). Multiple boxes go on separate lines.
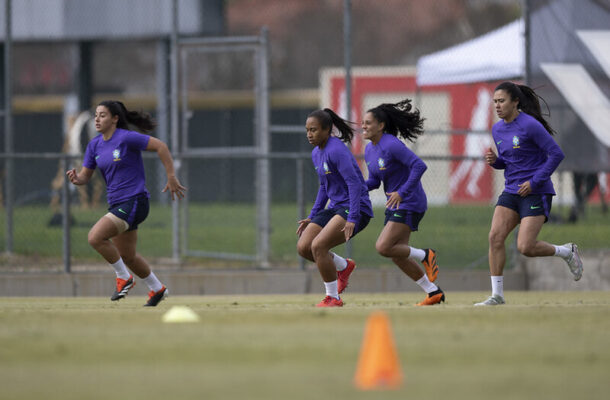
top-left (144, 286), bottom-right (168, 307)
top-left (337, 259), bottom-right (356, 294)
top-left (416, 288), bottom-right (445, 306)
top-left (316, 296), bottom-right (344, 307)
top-left (111, 275), bottom-right (135, 301)
top-left (422, 249), bottom-right (439, 282)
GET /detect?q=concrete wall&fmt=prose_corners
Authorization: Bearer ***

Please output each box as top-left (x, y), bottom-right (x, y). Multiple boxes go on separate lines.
top-left (0, 268), bottom-right (523, 297)
top-left (518, 250), bottom-right (610, 291)
top-left (1, 250), bottom-right (608, 297)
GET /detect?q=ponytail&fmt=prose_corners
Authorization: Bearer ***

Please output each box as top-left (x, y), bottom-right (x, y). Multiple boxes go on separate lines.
top-left (98, 100), bottom-right (156, 133)
top-left (367, 99), bottom-right (424, 142)
top-left (494, 82), bottom-right (556, 135)
top-left (307, 108), bottom-right (355, 144)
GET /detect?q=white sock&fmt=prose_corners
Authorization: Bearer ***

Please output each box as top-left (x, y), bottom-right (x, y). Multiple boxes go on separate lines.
top-left (331, 252), bottom-right (348, 271)
top-left (111, 258), bottom-right (130, 280)
top-left (491, 276), bottom-right (504, 298)
top-left (324, 280), bottom-right (339, 299)
top-left (415, 275), bottom-right (438, 294)
top-left (408, 247), bottom-right (426, 262)
top-left (143, 272), bottom-right (164, 292)
top-left (553, 244), bottom-right (571, 259)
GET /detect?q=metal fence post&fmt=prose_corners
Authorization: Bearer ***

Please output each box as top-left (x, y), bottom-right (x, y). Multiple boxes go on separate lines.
top-left (343, 0), bottom-right (353, 258)
top-left (156, 38), bottom-right (170, 206)
top-left (61, 155), bottom-right (71, 273)
top-left (256, 27), bottom-right (271, 268)
top-left (296, 157), bottom-right (305, 270)
top-left (170, 0), bottom-right (181, 263)
top-left (3, 0), bottom-right (13, 255)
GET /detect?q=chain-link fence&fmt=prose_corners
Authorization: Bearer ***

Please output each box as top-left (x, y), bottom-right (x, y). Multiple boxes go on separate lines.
top-left (1, 0), bottom-right (608, 273)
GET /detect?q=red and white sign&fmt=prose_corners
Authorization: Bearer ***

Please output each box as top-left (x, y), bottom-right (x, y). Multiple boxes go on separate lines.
top-left (320, 67), bottom-right (500, 204)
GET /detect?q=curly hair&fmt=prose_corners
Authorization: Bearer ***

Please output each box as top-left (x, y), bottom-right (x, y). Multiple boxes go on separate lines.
top-left (367, 99), bottom-right (425, 142)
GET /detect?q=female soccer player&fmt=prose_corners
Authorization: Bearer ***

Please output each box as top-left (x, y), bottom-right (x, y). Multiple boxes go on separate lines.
top-left (66, 101), bottom-right (186, 307)
top-left (296, 108), bottom-right (374, 307)
top-left (475, 82), bottom-right (583, 306)
top-left (363, 99), bottom-right (444, 306)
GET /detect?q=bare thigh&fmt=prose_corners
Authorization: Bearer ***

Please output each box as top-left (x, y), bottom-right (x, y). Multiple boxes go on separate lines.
top-left (311, 215), bottom-right (349, 256)
top-left (489, 206), bottom-right (520, 246)
top-left (376, 221), bottom-right (412, 257)
top-left (297, 223), bottom-right (323, 261)
top-left (112, 229), bottom-right (138, 262)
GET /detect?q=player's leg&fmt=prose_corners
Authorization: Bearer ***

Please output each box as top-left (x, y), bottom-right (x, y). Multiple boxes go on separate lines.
top-left (377, 210), bottom-right (439, 281)
top-left (519, 194), bottom-right (583, 281)
top-left (488, 206), bottom-right (520, 276)
top-left (378, 221), bottom-right (444, 305)
top-left (311, 215), bottom-right (349, 307)
top-left (88, 213), bottom-right (137, 301)
top-left (88, 213), bottom-right (122, 263)
top-left (335, 211), bottom-right (370, 294)
top-left (475, 205), bottom-right (519, 306)
top-left (298, 218), bottom-right (352, 274)
top-left (516, 215), bottom-right (553, 257)
top-left (113, 229), bottom-right (167, 306)
top-left (296, 223), bottom-right (322, 262)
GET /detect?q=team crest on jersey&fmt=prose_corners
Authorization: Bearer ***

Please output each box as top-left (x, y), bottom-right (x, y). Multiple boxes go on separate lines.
top-left (512, 135), bottom-right (520, 149)
top-left (377, 157), bottom-right (386, 170)
top-left (112, 149), bottom-right (121, 161)
top-left (323, 161), bottom-right (331, 174)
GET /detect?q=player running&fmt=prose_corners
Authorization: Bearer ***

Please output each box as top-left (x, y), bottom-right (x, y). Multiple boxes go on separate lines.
top-left (67, 100), bottom-right (186, 306)
top-left (297, 108), bottom-right (373, 307)
top-left (363, 99), bottom-right (444, 306)
top-left (475, 82), bottom-right (583, 306)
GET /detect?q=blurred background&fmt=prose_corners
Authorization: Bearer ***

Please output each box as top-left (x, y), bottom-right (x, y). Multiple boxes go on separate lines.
top-left (0, 0), bottom-right (608, 276)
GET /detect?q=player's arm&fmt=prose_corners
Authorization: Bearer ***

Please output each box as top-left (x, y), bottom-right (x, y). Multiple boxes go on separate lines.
top-left (336, 152), bottom-right (362, 225)
top-left (298, 182), bottom-right (328, 236)
top-left (395, 145), bottom-right (427, 199)
top-left (66, 166), bottom-right (94, 185)
top-left (365, 173), bottom-right (380, 191)
top-left (528, 124), bottom-right (564, 190)
top-left (307, 181), bottom-right (328, 221)
top-left (146, 137), bottom-right (187, 200)
top-left (364, 149), bottom-right (380, 191)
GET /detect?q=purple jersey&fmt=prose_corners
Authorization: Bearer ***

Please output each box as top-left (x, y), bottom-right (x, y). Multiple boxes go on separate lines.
top-left (491, 112), bottom-right (564, 195)
top-left (365, 133), bottom-right (428, 213)
top-left (309, 136), bottom-right (373, 223)
top-left (83, 128), bottom-right (151, 205)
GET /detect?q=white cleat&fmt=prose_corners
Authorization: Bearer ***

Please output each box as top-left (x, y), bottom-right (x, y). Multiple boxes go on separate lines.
top-left (474, 295), bottom-right (505, 306)
top-left (563, 243), bottom-right (583, 281)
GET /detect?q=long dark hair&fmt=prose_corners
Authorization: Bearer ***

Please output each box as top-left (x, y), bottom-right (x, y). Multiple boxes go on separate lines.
top-left (307, 108), bottom-right (355, 144)
top-left (494, 81), bottom-right (556, 135)
top-left (367, 99), bottom-right (424, 142)
top-left (98, 100), bottom-right (156, 133)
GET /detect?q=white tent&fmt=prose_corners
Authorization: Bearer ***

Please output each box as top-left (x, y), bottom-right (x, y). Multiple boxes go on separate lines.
top-left (416, 19), bottom-right (524, 86)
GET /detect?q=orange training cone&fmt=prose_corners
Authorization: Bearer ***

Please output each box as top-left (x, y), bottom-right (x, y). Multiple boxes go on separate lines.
top-left (353, 311), bottom-right (403, 390)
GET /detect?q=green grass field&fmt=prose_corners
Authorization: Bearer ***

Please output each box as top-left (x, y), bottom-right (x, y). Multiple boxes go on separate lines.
top-left (1, 292), bottom-right (609, 400)
top-left (1, 203), bottom-right (610, 269)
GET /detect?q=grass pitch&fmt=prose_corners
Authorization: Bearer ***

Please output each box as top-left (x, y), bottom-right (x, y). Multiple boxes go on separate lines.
top-left (1, 292), bottom-right (609, 400)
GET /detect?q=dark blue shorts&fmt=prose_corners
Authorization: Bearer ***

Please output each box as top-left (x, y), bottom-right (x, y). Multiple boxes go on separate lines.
top-left (496, 192), bottom-right (552, 222)
top-left (310, 207), bottom-right (371, 238)
top-left (384, 209), bottom-right (425, 231)
top-left (108, 193), bottom-right (150, 231)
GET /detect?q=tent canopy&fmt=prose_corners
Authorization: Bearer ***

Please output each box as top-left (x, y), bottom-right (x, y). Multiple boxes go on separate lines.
top-left (416, 19), bottom-right (524, 86)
